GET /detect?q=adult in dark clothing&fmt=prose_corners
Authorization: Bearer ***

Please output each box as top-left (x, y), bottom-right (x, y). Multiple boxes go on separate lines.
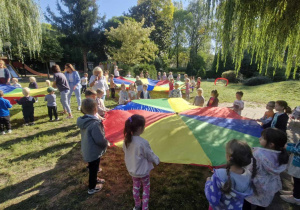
top-left (0, 60), bottom-right (11, 84)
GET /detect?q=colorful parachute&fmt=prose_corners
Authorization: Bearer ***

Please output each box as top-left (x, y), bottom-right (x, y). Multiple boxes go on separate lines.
top-left (104, 98), bottom-right (262, 168)
top-left (1, 85), bottom-right (47, 105)
top-left (113, 77), bottom-right (185, 92)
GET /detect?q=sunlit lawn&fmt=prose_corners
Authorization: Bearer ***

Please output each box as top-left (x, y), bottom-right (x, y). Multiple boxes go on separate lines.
top-left (0, 77), bottom-right (299, 209)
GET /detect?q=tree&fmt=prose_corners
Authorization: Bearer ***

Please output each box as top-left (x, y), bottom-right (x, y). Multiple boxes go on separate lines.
top-left (206, 0), bottom-right (300, 78)
top-left (0, 0), bottom-right (41, 57)
top-left (46, 0), bottom-right (103, 72)
top-left (105, 19), bottom-right (158, 65)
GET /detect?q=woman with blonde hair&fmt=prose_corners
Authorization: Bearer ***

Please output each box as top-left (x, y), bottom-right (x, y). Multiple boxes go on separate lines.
top-left (89, 67), bottom-right (109, 101)
top-left (64, 63), bottom-right (81, 111)
top-left (0, 60), bottom-right (10, 85)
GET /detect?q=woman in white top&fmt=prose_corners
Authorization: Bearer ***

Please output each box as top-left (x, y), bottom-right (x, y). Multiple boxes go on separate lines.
top-left (89, 67), bottom-right (109, 101)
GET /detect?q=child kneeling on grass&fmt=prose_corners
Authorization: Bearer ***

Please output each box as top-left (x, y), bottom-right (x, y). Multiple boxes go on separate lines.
top-left (15, 87), bottom-right (35, 126)
top-left (77, 98), bottom-right (108, 195)
top-left (0, 90), bottom-right (12, 134)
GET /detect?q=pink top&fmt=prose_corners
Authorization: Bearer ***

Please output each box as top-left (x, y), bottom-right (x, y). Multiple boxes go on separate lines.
top-left (169, 82), bottom-right (174, 91)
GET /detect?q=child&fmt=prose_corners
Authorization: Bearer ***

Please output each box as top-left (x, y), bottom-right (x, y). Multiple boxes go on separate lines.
top-left (168, 72), bottom-right (173, 80)
top-left (109, 74), bottom-right (116, 99)
top-left (126, 72), bottom-right (132, 78)
top-left (169, 83), bottom-right (182, 98)
top-left (15, 87), bottom-right (35, 126)
top-left (196, 77), bottom-right (201, 89)
top-left (140, 84), bottom-right (150, 99)
top-left (169, 78), bottom-right (174, 96)
top-left (280, 140), bottom-right (300, 205)
top-left (119, 83), bottom-right (129, 105)
top-left (77, 98), bottom-right (108, 195)
top-left (0, 90), bottom-right (12, 134)
top-left (135, 76), bottom-right (143, 99)
top-left (185, 78), bottom-right (190, 100)
top-left (244, 128), bottom-right (289, 209)
top-left (176, 74), bottom-right (181, 81)
top-left (29, 76), bottom-right (38, 102)
top-left (262, 100), bottom-right (291, 132)
top-left (45, 87), bottom-right (59, 121)
top-left (128, 83), bottom-right (137, 101)
top-left (11, 78), bottom-right (22, 88)
top-left (85, 89), bottom-right (97, 100)
top-left (257, 101), bottom-right (275, 125)
top-left (191, 76), bottom-right (196, 92)
top-left (207, 90), bottom-right (219, 107)
top-left (157, 72), bottom-right (161, 80)
top-left (162, 72), bottom-right (167, 80)
top-left (123, 114), bottom-right (160, 210)
top-left (145, 71), bottom-right (149, 79)
top-left (229, 91), bottom-right (244, 115)
top-left (140, 71), bottom-right (144, 78)
top-left (96, 89), bottom-right (110, 117)
top-left (193, 88), bottom-right (205, 107)
top-left (45, 80), bottom-right (51, 87)
top-left (205, 139), bottom-right (255, 210)
top-left (290, 106), bottom-right (300, 121)
top-left (81, 73), bottom-right (88, 94)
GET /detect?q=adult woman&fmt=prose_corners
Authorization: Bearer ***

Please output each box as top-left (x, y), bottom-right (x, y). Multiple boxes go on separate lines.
top-left (64, 63), bottom-right (81, 111)
top-left (0, 60), bottom-right (10, 84)
top-left (51, 65), bottom-right (73, 119)
top-left (89, 67), bottom-right (109, 101)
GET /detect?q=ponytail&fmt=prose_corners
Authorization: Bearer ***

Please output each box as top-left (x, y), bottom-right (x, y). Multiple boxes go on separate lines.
top-left (222, 161), bottom-right (233, 194)
top-left (285, 106), bottom-right (292, 114)
top-left (211, 89), bottom-right (219, 98)
top-left (123, 114), bottom-right (146, 148)
top-left (276, 100), bottom-right (292, 114)
top-left (251, 157), bottom-right (257, 194)
top-left (278, 147), bottom-right (289, 165)
top-left (124, 120), bottom-right (133, 148)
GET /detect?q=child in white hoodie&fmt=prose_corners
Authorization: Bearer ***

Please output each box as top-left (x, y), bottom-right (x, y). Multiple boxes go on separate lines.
top-left (123, 114), bottom-right (160, 210)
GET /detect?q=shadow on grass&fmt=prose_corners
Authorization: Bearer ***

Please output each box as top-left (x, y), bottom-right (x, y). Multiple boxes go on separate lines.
top-left (0, 124), bottom-right (77, 149)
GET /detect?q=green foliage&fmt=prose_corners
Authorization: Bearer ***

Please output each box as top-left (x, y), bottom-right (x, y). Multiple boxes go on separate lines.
top-left (187, 53), bottom-right (206, 77)
top-left (206, 0), bottom-right (300, 78)
top-left (221, 70), bottom-right (241, 83)
top-left (0, 0), bottom-right (42, 58)
top-left (243, 76), bottom-right (272, 86)
top-left (105, 19), bottom-right (158, 65)
top-left (132, 63), bottom-right (157, 78)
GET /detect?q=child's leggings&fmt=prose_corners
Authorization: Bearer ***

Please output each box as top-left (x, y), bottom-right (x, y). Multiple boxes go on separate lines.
top-left (132, 175), bottom-right (150, 210)
top-left (293, 177), bottom-right (300, 199)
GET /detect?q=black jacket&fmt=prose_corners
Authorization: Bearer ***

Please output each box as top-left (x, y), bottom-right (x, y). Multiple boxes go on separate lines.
top-left (262, 113), bottom-right (289, 132)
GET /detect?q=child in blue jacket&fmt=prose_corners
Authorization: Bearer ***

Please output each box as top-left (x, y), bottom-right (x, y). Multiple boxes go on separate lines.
top-left (0, 90), bottom-right (12, 134)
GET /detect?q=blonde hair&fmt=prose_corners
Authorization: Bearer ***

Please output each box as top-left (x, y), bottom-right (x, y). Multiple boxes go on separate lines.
top-left (29, 77), bottom-right (36, 83)
top-left (197, 88), bottom-right (203, 92)
top-left (45, 80), bottom-right (51, 87)
top-left (22, 87), bottom-right (30, 96)
top-left (136, 76), bottom-right (140, 80)
top-left (12, 78), bottom-right (18, 83)
top-left (129, 83), bottom-right (136, 90)
top-left (0, 60), bottom-right (6, 68)
top-left (93, 67), bottom-right (103, 77)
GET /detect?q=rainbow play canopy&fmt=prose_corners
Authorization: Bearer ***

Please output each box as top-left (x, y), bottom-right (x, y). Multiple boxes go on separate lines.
top-left (1, 85), bottom-right (47, 105)
top-left (104, 98), bottom-right (262, 167)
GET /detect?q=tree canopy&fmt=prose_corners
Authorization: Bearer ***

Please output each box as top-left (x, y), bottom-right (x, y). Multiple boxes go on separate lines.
top-left (206, 0), bottom-right (300, 78)
top-left (0, 0), bottom-right (42, 58)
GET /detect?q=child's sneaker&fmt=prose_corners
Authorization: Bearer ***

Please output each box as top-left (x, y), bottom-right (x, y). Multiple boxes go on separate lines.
top-left (7, 129), bottom-right (12, 134)
top-left (78, 106), bottom-right (81, 111)
top-left (29, 122), bottom-right (35, 126)
top-left (49, 119), bottom-right (53, 122)
top-left (23, 123), bottom-right (29, 126)
top-left (1, 131), bottom-right (5, 135)
top-left (55, 118), bottom-right (60, 121)
top-left (87, 184), bottom-right (103, 195)
top-left (280, 195), bottom-right (300, 205)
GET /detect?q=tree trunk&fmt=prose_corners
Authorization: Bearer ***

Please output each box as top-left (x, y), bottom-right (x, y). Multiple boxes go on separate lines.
top-left (83, 49), bottom-right (88, 73)
top-left (46, 62), bottom-right (50, 79)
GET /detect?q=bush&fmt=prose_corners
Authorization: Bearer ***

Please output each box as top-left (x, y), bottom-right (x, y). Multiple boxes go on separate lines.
top-left (243, 76), bottom-right (272, 86)
top-left (132, 64), bottom-right (157, 79)
top-left (117, 63), bottom-right (133, 77)
top-left (221, 70), bottom-right (242, 83)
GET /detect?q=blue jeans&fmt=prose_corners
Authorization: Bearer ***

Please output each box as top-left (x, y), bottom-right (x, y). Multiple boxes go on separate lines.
top-left (68, 83), bottom-right (81, 106)
top-left (60, 90), bottom-right (71, 114)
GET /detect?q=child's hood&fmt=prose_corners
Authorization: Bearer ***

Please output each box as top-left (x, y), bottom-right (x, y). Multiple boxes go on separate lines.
top-left (77, 115), bottom-right (99, 129)
top-left (253, 147), bottom-right (287, 175)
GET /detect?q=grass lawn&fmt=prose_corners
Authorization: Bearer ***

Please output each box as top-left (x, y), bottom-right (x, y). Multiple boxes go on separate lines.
top-left (0, 77), bottom-right (299, 209)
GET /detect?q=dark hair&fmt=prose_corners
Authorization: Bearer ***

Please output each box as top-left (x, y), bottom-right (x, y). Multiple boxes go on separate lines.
top-left (96, 88), bottom-right (104, 94)
top-left (276, 100), bottom-right (292, 114)
top-left (85, 89), bottom-right (97, 97)
top-left (51, 65), bottom-right (61, 73)
top-left (65, 63), bottom-right (76, 72)
top-left (261, 128), bottom-right (289, 165)
top-left (211, 89), bottom-right (219, 98)
top-left (236, 91), bottom-right (243, 97)
top-left (81, 98), bottom-right (97, 115)
top-left (268, 101), bottom-right (275, 108)
top-left (124, 114), bottom-right (145, 148)
top-left (222, 139), bottom-right (257, 194)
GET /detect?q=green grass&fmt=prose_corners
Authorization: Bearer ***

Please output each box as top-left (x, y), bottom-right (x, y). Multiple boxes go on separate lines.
top-left (0, 77), bottom-right (299, 209)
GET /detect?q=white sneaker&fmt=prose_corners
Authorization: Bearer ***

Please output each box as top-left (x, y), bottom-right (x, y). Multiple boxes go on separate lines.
top-left (280, 195), bottom-right (300, 205)
top-left (87, 184), bottom-right (103, 195)
top-left (7, 129), bottom-right (12, 134)
top-left (78, 106), bottom-right (81, 111)
top-left (1, 131), bottom-right (5, 135)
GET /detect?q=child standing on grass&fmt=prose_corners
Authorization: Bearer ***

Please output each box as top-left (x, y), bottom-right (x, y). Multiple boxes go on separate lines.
top-left (29, 77), bottom-right (38, 102)
top-left (0, 90), bottom-right (12, 134)
top-left (77, 98), bottom-right (108, 195)
top-left (11, 78), bottom-right (22, 88)
top-left (15, 87), bottom-right (35, 126)
top-left (257, 101), bottom-right (275, 125)
top-left (119, 83), bottom-right (129, 105)
top-left (191, 76), bottom-right (196, 92)
top-left (109, 74), bottom-right (116, 99)
top-left (193, 88), bottom-right (205, 107)
top-left (169, 83), bottom-right (182, 98)
top-left (176, 74), bottom-right (181, 81)
top-left (207, 90), bottom-right (219, 107)
top-left (135, 76), bottom-right (143, 99)
top-left (123, 114), bottom-right (160, 210)
top-left (229, 91), bottom-right (244, 115)
top-left (96, 89), bottom-right (110, 117)
top-left (262, 100), bottom-right (291, 132)
top-left (243, 128), bottom-right (289, 210)
top-left (157, 72), bottom-right (161, 80)
top-left (169, 78), bottom-right (174, 96)
top-left (128, 83), bottom-right (137, 101)
top-left (280, 140), bottom-right (300, 206)
top-left (45, 87), bottom-right (59, 121)
top-left (185, 78), bottom-right (190, 100)
top-left (196, 77), bottom-right (201, 89)
top-left (162, 72), bottom-right (167, 80)
top-left (205, 139), bottom-right (256, 210)
top-left (140, 84), bottom-right (150, 99)
top-left (81, 73), bottom-right (88, 94)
